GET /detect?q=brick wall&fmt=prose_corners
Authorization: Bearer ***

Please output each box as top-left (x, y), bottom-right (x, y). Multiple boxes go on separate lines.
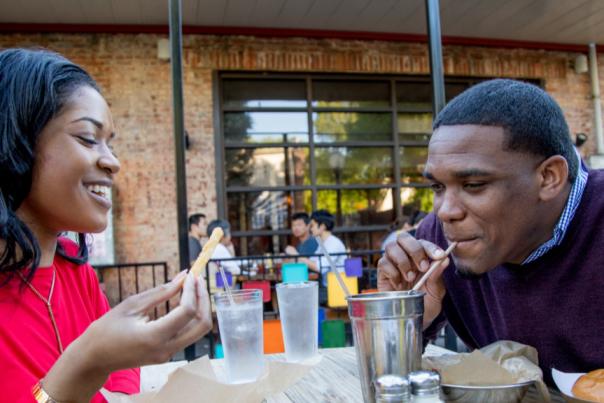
top-left (1, 33), bottom-right (602, 286)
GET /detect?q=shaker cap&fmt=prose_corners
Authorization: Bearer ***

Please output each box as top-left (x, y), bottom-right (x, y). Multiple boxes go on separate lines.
top-left (408, 370), bottom-right (441, 396)
top-left (375, 374), bottom-right (410, 398)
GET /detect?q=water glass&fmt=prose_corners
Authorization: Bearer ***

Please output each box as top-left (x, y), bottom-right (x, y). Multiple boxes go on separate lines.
top-left (214, 289), bottom-right (265, 383)
top-left (276, 281), bottom-right (319, 362)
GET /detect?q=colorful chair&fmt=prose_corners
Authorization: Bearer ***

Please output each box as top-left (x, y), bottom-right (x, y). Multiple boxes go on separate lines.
top-left (242, 280), bottom-right (271, 303)
top-left (263, 319), bottom-right (285, 354)
top-left (361, 288), bottom-right (379, 294)
top-left (344, 257), bottom-right (363, 277)
top-left (215, 270), bottom-right (233, 288)
top-left (214, 343), bottom-right (224, 359)
top-left (281, 262), bottom-right (309, 283)
top-left (321, 320), bottom-right (346, 348)
top-left (318, 307), bottom-right (326, 345)
top-left (327, 272), bottom-right (359, 308)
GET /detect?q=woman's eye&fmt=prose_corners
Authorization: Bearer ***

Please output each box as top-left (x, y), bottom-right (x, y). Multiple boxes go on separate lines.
top-left (76, 135), bottom-right (98, 146)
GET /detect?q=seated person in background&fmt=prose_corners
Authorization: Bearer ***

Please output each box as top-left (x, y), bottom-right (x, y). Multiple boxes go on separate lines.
top-left (298, 210), bottom-right (346, 285)
top-left (378, 79), bottom-right (604, 386)
top-left (206, 219), bottom-right (243, 276)
top-left (188, 213), bottom-right (207, 265)
top-left (381, 211), bottom-right (427, 250)
top-left (284, 212), bottom-right (318, 256)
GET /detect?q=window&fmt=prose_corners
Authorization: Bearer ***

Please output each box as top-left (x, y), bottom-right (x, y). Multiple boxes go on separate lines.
top-left (217, 74), bottom-right (485, 254)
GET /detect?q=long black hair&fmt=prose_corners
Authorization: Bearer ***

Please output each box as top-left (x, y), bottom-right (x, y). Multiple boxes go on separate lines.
top-left (0, 48), bottom-right (100, 284)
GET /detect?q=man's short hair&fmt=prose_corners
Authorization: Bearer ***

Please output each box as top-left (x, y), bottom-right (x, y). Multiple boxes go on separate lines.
top-left (207, 219), bottom-right (231, 237)
top-left (310, 210), bottom-right (335, 231)
top-left (188, 213), bottom-right (206, 230)
top-left (292, 212), bottom-right (310, 224)
top-left (433, 79), bottom-right (578, 183)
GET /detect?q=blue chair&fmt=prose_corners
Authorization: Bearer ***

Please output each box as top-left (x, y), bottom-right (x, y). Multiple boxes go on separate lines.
top-left (344, 257), bottom-right (363, 277)
top-left (281, 262), bottom-right (309, 283)
top-left (215, 270), bottom-right (233, 287)
top-left (318, 307), bottom-right (326, 345)
top-left (214, 343), bottom-right (224, 359)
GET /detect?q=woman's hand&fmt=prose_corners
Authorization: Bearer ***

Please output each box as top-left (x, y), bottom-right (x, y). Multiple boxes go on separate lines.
top-left (43, 271), bottom-right (212, 402)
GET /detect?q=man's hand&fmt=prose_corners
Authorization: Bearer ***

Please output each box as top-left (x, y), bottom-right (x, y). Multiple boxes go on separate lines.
top-left (378, 231), bottom-right (450, 328)
top-left (284, 245), bottom-right (298, 255)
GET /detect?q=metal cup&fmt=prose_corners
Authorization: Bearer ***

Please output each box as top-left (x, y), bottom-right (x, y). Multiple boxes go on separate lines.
top-left (347, 291), bottom-right (425, 403)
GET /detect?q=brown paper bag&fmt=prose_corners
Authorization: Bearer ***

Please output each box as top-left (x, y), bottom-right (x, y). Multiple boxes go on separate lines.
top-left (423, 340), bottom-right (551, 402)
top-left (102, 355), bottom-right (319, 403)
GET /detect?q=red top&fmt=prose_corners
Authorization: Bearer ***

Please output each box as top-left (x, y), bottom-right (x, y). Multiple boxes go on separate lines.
top-left (0, 239), bottom-right (140, 402)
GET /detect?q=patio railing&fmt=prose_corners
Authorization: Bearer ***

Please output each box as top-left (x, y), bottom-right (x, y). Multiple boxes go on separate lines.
top-left (93, 261), bottom-right (171, 318)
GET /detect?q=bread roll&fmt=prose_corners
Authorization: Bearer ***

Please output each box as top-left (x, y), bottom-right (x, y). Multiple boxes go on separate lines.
top-left (572, 369), bottom-right (604, 403)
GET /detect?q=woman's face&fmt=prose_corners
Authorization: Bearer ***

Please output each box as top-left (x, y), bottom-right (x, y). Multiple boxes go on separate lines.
top-left (17, 86), bottom-right (120, 235)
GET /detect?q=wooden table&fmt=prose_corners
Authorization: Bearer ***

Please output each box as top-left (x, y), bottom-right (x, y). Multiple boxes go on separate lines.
top-left (141, 346), bottom-right (566, 402)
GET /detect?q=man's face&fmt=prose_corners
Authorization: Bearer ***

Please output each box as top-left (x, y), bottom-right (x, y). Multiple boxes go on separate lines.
top-left (425, 125), bottom-right (545, 275)
top-left (291, 218), bottom-right (309, 238)
top-left (198, 218), bottom-right (207, 237)
top-left (191, 218), bottom-right (206, 238)
top-left (309, 219), bottom-right (323, 237)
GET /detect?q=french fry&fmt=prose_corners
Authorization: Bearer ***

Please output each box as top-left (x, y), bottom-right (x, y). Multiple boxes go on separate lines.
top-left (190, 227), bottom-right (224, 277)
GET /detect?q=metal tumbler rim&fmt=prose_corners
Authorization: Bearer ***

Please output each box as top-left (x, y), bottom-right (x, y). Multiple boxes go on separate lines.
top-left (346, 290), bottom-right (425, 302)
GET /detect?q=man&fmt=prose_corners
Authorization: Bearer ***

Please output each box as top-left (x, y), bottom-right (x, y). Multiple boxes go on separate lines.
top-left (206, 219), bottom-right (243, 276)
top-left (297, 210), bottom-right (346, 285)
top-left (378, 79), bottom-right (603, 386)
top-left (188, 213), bottom-right (206, 265)
top-left (285, 212), bottom-right (318, 256)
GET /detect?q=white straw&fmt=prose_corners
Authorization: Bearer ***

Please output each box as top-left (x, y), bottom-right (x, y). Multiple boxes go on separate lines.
top-left (317, 237), bottom-right (351, 298)
top-left (412, 242), bottom-right (457, 291)
top-left (218, 265), bottom-right (235, 306)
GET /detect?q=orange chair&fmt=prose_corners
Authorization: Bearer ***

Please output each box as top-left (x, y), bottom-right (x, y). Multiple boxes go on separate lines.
top-left (242, 280), bottom-right (271, 303)
top-left (361, 288), bottom-right (379, 294)
top-left (263, 319), bottom-right (285, 354)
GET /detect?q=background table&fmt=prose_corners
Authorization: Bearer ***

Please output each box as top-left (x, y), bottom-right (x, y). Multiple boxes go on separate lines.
top-left (141, 346), bottom-right (566, 402)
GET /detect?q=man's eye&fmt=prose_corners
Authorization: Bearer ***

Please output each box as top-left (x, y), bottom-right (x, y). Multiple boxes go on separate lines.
top-left (430, 183), bottom-right (444, 192)
top-left (464, 183), bottom-right (485, 190)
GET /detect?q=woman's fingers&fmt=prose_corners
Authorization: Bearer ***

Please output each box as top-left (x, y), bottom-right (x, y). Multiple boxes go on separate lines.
top-left (120, 271), bottom-right (187, 314)
top-left (148, 273), bottom-right (199, 337)
top-left (157, 277), bottom-right (212, 353)
top-left (195, 275), bottom-right (211, 320)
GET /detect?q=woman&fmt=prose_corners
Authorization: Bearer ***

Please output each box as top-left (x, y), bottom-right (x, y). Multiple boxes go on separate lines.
top-left (0, 48), bottom-right (212, 402)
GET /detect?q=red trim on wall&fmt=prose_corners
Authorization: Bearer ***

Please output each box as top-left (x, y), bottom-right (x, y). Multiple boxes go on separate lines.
top-left (1, 23), bottom-right (600, 53)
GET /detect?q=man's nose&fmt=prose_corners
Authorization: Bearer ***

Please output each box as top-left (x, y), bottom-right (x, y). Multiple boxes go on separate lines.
top-left (435, 190), bottom-right (465, 223)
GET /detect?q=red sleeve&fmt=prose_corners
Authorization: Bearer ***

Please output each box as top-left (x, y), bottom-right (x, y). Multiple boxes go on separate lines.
top-left (82, 261), bottom-right (141, 398)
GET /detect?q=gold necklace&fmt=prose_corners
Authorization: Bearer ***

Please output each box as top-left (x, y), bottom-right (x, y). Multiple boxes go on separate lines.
top-left (18, 266), bottom-right (64, 354)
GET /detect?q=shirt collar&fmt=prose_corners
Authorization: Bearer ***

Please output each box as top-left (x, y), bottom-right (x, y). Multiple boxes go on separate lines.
top-left (522, 152), bottom-right (588, 264)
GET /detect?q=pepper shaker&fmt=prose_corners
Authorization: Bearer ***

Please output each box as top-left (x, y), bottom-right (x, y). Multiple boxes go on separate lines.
top-left (374, 374), bottom-right (411, 402)
top-left (408, 371), bottom-right (443, 403)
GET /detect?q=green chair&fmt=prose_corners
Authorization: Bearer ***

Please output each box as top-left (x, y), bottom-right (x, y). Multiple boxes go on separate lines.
top-left (321, 319), bottom-right (346, 348)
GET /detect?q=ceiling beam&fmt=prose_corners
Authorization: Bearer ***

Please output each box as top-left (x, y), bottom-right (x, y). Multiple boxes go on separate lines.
top-left (1, 23), bottom-right (601, 52)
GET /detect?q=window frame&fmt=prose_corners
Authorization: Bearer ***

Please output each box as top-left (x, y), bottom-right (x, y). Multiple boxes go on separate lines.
top-left (214, 72), bottom-right (502, 252)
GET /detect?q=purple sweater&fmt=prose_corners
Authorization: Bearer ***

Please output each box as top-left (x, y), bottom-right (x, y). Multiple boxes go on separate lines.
top-left (419, 169), bottom-right (604, 386)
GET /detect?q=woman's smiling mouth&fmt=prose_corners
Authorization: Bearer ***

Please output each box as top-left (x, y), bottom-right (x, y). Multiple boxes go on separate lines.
top-left (84, 183), bottom-right (112, 208)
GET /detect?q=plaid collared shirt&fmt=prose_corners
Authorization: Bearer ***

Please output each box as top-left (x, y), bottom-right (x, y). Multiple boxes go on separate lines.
top-left (522, 153), bottom-right (589, 264)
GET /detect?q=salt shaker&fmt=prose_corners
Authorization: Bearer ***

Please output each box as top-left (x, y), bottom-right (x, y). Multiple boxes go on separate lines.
top-left (408, 371), bottom-right (443, 403)
top-left (374, 374), bottom-right (411, 403)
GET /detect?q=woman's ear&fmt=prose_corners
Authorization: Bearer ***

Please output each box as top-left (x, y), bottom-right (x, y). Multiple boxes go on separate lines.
top-left (537, 155), bottom-right (570, 202)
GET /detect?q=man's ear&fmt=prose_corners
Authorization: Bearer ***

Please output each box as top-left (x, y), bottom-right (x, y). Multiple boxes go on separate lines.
top-left (537, 155), bottom-right (570, 201)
